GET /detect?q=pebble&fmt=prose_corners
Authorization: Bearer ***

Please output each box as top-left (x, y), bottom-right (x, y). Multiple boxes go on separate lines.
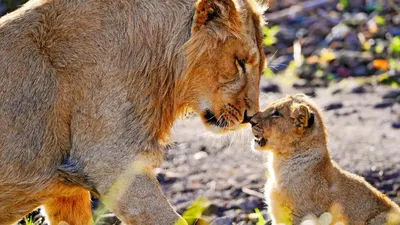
top-left (262, 83), bottom-right (281, 93)
top-left (374, 100), bottom-right (394, 109)
top-left (238, 199), bottom-right (264, 213)
top-left (392, 121), bottom-right (400, 129)
top-left (325, 102), bottom-right (344, 111)
top-left (304, 88), bottom-right (316, 97)
top-left (331, 88), bottom-right (342, 95)
top-left (393, 14), bottom-right (400, 26)
top-left (383, 90), bottom-right (400, 99)
top-left (194, 151), bottom-right (208, 160)
top-left (157, 171), bottom-right (179, 185)
top-left (351, 86), bottom-right (367, 94)
top-left (326, 23), bottom-right (350, 42)
top-left (203, 204), bottom-right (225, 217)
top-left (336, 66), bottom-right (351, 77)
top-left (344, 32), bottom-right (361, 51)
top-left (309, 21), bottom-right (332, 37)
top-left (389, 26), bottom-right (400, 37)
top-left (211, 217), bottom-right (234, 225)
top-left (352, 65), bottom-right (368, 76)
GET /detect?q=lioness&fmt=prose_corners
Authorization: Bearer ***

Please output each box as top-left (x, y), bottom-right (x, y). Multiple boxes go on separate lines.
top-left (0, 0), bottom-right (266, 224)
top-left (250, 94), bottom-right (400, 225)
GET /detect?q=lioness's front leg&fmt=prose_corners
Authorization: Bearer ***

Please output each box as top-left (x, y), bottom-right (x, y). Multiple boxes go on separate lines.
top-left (104, 171), bottom-right (186, 225)
top-left (70, 150), bottom-right (187, 225)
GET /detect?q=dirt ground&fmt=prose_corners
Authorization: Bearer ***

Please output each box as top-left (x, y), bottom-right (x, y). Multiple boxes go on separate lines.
top-left (159, 77), bottom-right (400, 224)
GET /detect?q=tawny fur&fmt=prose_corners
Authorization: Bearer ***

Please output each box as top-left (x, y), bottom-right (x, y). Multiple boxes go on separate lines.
top-left (251, 94), bottom-right (400, 225)
top-left (0, 0), bottom-right (266, 224)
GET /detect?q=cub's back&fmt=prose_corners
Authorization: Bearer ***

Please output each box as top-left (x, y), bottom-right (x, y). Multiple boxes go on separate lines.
top-left (329, 164), bottom-right (399, 223)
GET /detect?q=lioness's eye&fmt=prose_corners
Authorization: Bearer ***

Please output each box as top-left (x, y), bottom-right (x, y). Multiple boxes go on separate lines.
top-left (271, 111), bottom-right (282, 118)
top-left (237, 59), bottom-right (246, 73)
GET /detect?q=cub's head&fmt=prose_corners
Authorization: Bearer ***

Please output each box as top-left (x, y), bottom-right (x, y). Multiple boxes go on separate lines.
top-left (184, 0), bottom-right (266, 133)
top-left (250, 94), bottom-right (326, 153)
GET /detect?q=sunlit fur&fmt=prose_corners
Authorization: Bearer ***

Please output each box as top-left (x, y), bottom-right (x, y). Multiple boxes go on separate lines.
top-left (0, 0), bottom-right (265, 224)
top-left (251, 94), bottom-right (400, 225)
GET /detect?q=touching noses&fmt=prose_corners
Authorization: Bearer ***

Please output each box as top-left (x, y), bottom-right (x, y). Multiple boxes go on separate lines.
top-left (241, 110), bottom-right (252, 124)
top-left (249, 113), bottom-right (261, 126)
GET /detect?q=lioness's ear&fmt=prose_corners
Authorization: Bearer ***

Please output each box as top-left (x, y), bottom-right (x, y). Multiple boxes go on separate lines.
top-left (193, 0), bottom-right (241, 34)
top-left (291, 103), bottom-right (314, 134)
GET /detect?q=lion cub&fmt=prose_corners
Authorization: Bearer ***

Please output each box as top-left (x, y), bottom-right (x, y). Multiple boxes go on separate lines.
top-left (250, 94), bottom-right (400, 225)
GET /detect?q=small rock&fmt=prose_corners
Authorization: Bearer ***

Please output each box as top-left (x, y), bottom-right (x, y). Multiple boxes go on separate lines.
top-left (304, 88), bottom-right (316, 97)
top-left (374, 100), bottom-right (394, 109)
top-left (336, 66), bottom-right (351, 77)
top-left (211, 217), bottom-right (233, 225)
top-left (276, 27), bottom-right (297, 45)
top-left (326, 23), bottom-right (350, 42)
top-left (238, 199), bottom-right (264, 212)
top-left (223, 209), bottom-right (237, 218)
top-left (194, 151), bottom-right (208, 160)
top-left (299, 64), bottom-right (317, 80)
top-left (331, 88), bottom-right (342, 95)
top-left (392, 121), bottom-right (400, 129)
top-left (309, 21), bottom-right (332, 37)
top-left (383, 90), bottom-right (400, 99)
top-left (293, 80), bottom-right (312, 89)
top-left (351, 86), bottom-right (366, 94)
top-left (352, 65), bottom-right (369, 77)
top-left (367, 18), bottom-right (379, 34)
top-left (203, 204), bottom-right (225, 217)
top-left (393, 14), bottom-right (400, 26)
top-left (344, 32), bottom-right (361, 51)
top-left (262, 83), bottom-right (281, 93)
top-left (389, 26), bottom-right (400, 37)
top-left (98, 213), bottom-right (121, 225)
top-left (325, 102), bottom-right (343, 111)
top-left (349, 1), bottom-right (366, 10)
top-left (157, 171), bottom-right (179, 185)
top-left (380, 181), bottom-right (395, 192)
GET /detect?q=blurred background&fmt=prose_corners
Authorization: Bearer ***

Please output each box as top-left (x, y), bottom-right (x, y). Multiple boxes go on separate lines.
top-left (1, 0), bottom-right (400, 224)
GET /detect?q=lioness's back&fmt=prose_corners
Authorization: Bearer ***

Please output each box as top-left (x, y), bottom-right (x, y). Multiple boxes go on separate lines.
top-left (0, 1), bottom-right (60, 181)
top-left (0, 0), bottom-right (122, 181)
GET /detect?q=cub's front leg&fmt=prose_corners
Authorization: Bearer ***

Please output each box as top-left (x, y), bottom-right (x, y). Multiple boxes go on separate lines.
top-left (267, 190), bottom-right (294, 225)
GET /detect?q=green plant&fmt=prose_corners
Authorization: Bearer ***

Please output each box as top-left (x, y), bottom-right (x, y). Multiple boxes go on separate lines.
top-left (339, 0), bottom-right (349, 8)
top-left (375, 16), bottom-right (386, 26)
top-left (263, 26), bottom-right (280, 46)
top-left (263, 67), bottom-right (275, 78)
top-left (180, 198), bottom-right (210, 225)
top-left (390, 36), bottom-right (400, 54)
top-left (254, 208), bottom-right (265, 225)
top-left (24, 215), bottom-right (38, 225)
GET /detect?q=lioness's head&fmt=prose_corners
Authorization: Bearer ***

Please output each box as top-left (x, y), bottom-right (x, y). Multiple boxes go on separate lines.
top-left (183, 0), bottom-right (266, 133)
top-left (250, 94), bottom-right (326, 153)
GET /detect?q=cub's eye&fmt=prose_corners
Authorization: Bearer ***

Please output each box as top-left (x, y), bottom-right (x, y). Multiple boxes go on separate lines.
top-left (236, 58), bottom-right (247, 73)
top-left (271, 110), bottom-right (282, 118)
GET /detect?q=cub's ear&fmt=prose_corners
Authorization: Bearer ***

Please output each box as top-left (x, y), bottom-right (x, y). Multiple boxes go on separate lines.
top-left (290, 103), bottom-right (314, 134)
top-left (193, 0), bottom-right (241, 34)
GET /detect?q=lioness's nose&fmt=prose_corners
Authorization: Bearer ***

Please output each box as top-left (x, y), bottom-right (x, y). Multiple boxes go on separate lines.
top-left (241, 110), bottom-right (253, 124)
